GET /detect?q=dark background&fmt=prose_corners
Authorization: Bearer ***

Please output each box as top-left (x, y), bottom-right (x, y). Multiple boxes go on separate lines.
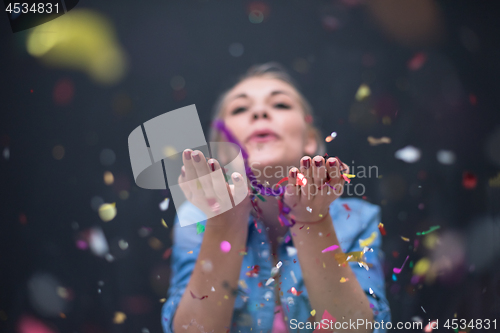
top-left (1, 0), bottom-right (500, 332)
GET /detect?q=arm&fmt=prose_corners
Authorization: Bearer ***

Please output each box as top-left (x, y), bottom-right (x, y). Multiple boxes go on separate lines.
top-left (290, 213), bottom-right (375, 333)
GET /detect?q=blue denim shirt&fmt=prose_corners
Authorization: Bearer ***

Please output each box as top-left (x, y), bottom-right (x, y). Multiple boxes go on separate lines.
top-left (162, 197), bottom-right (391, 333)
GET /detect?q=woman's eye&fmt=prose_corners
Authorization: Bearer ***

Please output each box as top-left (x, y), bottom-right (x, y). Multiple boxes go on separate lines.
top-left (275, 103), bottom-right (291, 109)
top-left (231, 107), bottom-right (246, 115)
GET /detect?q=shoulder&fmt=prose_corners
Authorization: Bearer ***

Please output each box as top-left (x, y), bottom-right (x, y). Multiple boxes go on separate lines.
top-left (329, 197), bottom-right (382, 251)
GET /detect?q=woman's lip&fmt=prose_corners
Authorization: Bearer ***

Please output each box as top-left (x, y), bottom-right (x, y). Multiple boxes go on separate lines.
top-left (248, 134), bottom-right (279, 143)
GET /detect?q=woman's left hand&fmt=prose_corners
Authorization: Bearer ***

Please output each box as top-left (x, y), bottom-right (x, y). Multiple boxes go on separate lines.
top-left (283, 155), bottom-right (349, 223)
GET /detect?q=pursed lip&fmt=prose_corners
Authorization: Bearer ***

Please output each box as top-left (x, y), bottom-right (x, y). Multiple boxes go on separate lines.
top-left (246, 129), bottom-right (280, 143)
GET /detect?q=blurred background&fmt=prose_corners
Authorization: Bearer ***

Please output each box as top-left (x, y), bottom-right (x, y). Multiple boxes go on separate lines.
top-left (1, 0), bottom-right (499, 332)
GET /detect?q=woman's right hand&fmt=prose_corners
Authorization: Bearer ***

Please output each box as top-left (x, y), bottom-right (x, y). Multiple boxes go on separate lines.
top-left (178, 149), bottom-right (252, 221)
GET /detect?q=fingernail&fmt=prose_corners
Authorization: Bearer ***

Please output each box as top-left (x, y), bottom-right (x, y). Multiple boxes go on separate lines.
top-left (192, 152), bottom-right (201, 163)
top-left (184, 150), bottom-right (191, 160)
top-left (315, 159), bottom-right (321, 167)
top-left (209, 160), bottom-right (215, 171)
top-left (329, 159), bottom-right (336, 167)
top-left (234, 175), bottom-right (241, 182)
top-left (291, 170), bottom-right (297, 178)
top-left (303, 158), bottom-right (310, 169)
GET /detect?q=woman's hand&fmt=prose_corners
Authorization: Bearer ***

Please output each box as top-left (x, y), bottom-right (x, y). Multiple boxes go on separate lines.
top-left (283, 155), bottom-right (349, 223)
top-left (178, 149), bottom-right (252, 220)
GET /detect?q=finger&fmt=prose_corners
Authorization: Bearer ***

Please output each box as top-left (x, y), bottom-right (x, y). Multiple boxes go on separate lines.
top-left (208, 159), bottom-right (230, 201)
top-left (285, 168), bottom-right (300, 207)
top-left (312, 155), bottom-right (326, 188)
top-left (183, 149), bottom-right (198, 193)
top-left (231, 172), bottom-right (248, 206)
top-left (191, 150), bottom-right (217, 203)
top-left (299, 156), bottom-right (312, 198)
top-left (178, 166), bottom-right (192, 200)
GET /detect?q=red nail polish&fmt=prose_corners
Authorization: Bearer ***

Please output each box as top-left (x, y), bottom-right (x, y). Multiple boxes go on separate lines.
top-left (192, 152), bottom-right (201, 163)
top-left (291, 170), bottom-right (297, 178)
top-left (184, 151), bottom-right (191, 160)
top-left (329, 159), bottom-right (336, 167)
top-left (209, 161), bottom-right (215, 171)
top-left (315, 159), bottom-right (321, 167)
top-left (303, 159), bottom-right (310, 169)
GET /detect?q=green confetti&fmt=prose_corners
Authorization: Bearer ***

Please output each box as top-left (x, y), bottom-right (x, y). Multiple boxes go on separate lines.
top-left (256, 194), bottom-right (266, 202)
top-left (416, 225), bottom-right (440, 236)
top-left (196, 222), bottom-right (205, 234)
top-left (409, 261), bottom-right (413, 268)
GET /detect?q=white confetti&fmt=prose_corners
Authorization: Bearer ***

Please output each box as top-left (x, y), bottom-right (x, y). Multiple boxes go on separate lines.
top-left (395, 145), bottom-right (421, 163)
top-left (436, 150), bottom-right (456, 165)
top-left (276, 261), bottom-right (282, 269)
top-left (290, 271), bottom-right (297, 284)
top-left (306, 206), bottom-right (312, 213)
top-left (159, 198), bottom-right (170, 211)
top-left (286, 246), bottom-right (297, 257)
top-left (211, 286), bottom-right (215, 292)
top-left (3, 147), bottom-right (9, 160)
top-left (330, 132), bottom-right (337, 138)
top-left (421, 306), bottom-right (426, 313)
top-left (265, 278), bottom-right (274, 286)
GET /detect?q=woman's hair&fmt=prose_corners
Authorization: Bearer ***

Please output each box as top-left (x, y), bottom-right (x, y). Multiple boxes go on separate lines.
top-left (208, 62), bottom-right (326, 156)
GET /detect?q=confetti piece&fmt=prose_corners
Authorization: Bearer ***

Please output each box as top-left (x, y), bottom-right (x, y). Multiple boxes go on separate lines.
top-left (190, 291), bottom-right (208, 300)
top-left (196, 222), bottom-right (205, 234)
top-left (113, 312), bottom-right (126, 324)
top-left (392, 274), bottom-right (397, 281)
top-left (401, 236), bottom-right (410, 242)
top-left (104, 171), bottom-right (114, 185)
top-left (306, 206), bottom-right (312, 213)
top-left (159, 198), bottom-right (170, 211)
top-left (342, 203), bottom-right (351, 211)
top-left (161, 218), bottom-right (168, 228)
top-left (325, 135), bottom-right (334, 142)
top-left (343, 173), bottom-right (356, 178)
top-left (220, 241), bottom-right (231, 252)
top-left (321, 245), bottom-right (339, 253)
top-left (355, 84), bottom-right (371, 101)
top-left (367, 136), bottom-right (391, 146)
top-left (297, 173), bottom-right (307, 186)
top-left (187, 251), bottom-right (193, 254)
top-left (339, 277), bottom-right (348, 283)
top-left (286, 246), bottom-right (297, 257)
top-left (310, 309), bottom-right (316, 317)
top-left (421, 306), bottom-right (426, 313)
top-left (393, 255), bottom-right (409, 274)
top-left (462, 171), bottom-right (477, 189)
top-left (291, 287), bottom-right (297, 296)
top-left (277, 177), bottom-right (288, 186)
top-left (276, 261), bottom-right (282, 268)
top-left (413, 258), bottom-right (431, 276)
top-left (159, 298), bottom-right (166, 303)
top-left (98, 203), bottom-right (116, 222)
top-left (395, 145), bottom-right (421, 163)
top-left (359, 231), bottom-right (377, 247)
top-left (265, 278), bottom-right (275, 286)
top-left (211, 287), bottom-right (215, 292)
top-left (407, 52), bottom-right (427, 71)
top-left (416, 226), bottom-right (440, 236)
top-left (378, 223), bottom-right (386, 236)
top-left (290, 270), bottom-right (297, 284)
top-left (162, 248), bottom-right (172, 260)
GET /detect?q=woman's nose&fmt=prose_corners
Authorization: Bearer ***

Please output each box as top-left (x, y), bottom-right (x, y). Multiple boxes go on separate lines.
top-left (252, 111), bottom-right (269, 120)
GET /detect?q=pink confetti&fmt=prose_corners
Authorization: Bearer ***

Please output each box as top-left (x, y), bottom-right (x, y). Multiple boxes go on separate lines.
top-left (369, 303), bottom-right (374, 309)
top-left (284, 235), bottom-right (291, 243)
top-left (321, 245), bottom-right (339, 253)
top-left (393, 255), bottom-right (409, 274)
top-left (190, 291), bottom-right (208, 300)
top-left (220, 241), bottom-right (231, 252)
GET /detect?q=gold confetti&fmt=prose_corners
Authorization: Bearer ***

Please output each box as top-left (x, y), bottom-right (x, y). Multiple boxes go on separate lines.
top-left (359, 231), bottom-right (377, 247)
top-left (98, 203), bottom-right (116, 222)
top-left (163, 146), bottom-right (178, 159)
top-left (159, 298), bottom-right (166, 303)
top-left (340, 277), bottom-right (349, 283)
top-left (355, 84), bottom-right (371, 101)
top-left (103, 171), bottom-right (114, 185)
top-left (113, 311), bottom-right (127, 324)
top-left (224, 295), bottom-right (229, 300)
top-left (187, 250), bottom-right (193, 254)
top-left (323, 262), bottom-right (326, 268)
top-left (239, 280), bottom-right (248, 289)
top-left (343, 173), bottom-right (356, 178)
top-left (310, 309), bottom-right (316, 316)
top-left (148, 237), bottom-right (163, 250)
top-left (367, 136), bottom-right (391, 146)
top-left (161, 218), bottom-right (168, 228)
top-left (401, 236), bottom-right (410, 242)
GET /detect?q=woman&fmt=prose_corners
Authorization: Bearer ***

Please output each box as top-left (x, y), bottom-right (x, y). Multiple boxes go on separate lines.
top-left (162, 62), bottom-right (391, 333)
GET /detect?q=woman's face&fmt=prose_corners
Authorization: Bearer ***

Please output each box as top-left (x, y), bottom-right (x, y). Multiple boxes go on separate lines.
top-left (221, 77), bottom-right (317, 173)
